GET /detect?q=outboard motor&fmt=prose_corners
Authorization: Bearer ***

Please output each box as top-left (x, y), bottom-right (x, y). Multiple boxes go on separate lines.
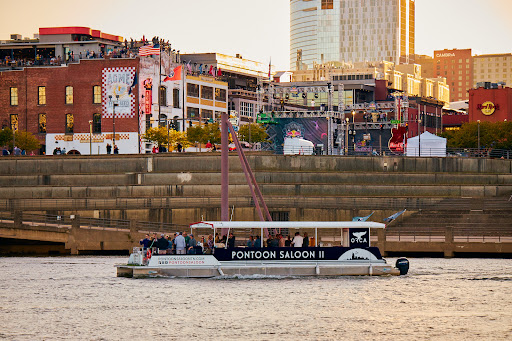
top-left (395, 258), bottom-right (409, 275)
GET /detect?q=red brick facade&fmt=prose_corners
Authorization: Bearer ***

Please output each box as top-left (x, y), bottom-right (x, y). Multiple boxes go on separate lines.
top-left (0, 58), bottom-right (139, 153)
top-left (469, 86), bottom-right (512, 123)
top-left (434, 49), bottom-right (473, 102)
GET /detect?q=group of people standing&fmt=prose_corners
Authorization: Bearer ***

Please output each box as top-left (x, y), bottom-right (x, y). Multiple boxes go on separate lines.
top-left (247, 232), bottom-right (311, 248)
top-left (140, 231), bottom-right (314, 257)
top-left (106, 144), bottom-right (119, 154)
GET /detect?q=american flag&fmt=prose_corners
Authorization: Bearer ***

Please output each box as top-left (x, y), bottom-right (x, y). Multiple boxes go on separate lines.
top-left (138, 44), bottom-right (160, 56)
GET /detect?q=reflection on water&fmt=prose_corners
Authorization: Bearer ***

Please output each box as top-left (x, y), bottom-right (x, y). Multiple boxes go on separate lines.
top-left (0, 257), bottom-right (511, 340)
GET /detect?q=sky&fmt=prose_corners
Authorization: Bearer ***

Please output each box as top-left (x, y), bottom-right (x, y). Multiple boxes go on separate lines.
top-left (1, 0), bottom-right (512, 71)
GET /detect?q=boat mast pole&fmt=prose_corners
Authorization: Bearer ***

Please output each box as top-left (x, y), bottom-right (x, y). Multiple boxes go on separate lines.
top-left (221, 112), bottom-right (229, 222)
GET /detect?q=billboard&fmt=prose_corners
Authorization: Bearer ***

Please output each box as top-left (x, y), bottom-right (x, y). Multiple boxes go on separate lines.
top-left (101, 67), bottom-right (136, 119)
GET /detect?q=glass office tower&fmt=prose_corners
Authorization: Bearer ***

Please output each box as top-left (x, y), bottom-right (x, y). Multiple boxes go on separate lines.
top-left (290, 0), bottom-right (415, 70)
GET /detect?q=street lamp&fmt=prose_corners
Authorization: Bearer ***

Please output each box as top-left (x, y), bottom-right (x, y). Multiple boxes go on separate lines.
top-left (418, 116), bottom-right (422, 157)
top-left (345, 117), bottom-right (349, 155)
top-left (88, 120), bottom-right (93, 155)
top-left (477, 120), bottom-right (481, 153)
top-left (109, 94), bottom-right (119, 149)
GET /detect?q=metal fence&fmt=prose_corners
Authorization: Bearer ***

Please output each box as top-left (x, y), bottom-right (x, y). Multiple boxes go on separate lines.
top-left (271, 145), bottom-right (512, 158)
top-left (0, 196), bottom-right (510, 212)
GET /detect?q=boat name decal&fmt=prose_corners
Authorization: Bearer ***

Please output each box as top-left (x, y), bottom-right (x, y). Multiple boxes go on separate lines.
top-left (232, 250), bottom-right (325, 260)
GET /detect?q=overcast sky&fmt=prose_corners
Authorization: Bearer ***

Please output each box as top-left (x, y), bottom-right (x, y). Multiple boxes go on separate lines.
top-left (1, 0), bottom-right (511, 70)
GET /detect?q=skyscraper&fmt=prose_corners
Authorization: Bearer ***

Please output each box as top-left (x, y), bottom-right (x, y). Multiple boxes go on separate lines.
top-left (290, 0), bottom-right (415, 70)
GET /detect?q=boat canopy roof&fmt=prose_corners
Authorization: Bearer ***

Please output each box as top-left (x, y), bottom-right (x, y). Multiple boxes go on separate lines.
top-left (190, 221), bottom-right (386, 229)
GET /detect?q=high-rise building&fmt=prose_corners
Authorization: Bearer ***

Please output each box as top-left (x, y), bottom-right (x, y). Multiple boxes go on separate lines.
top-left (473, 53), bottom-right (512, 88)
top-left (433, 49), bottom-right (473, 102)
top-left (290, 0), bottom-right (415, 71)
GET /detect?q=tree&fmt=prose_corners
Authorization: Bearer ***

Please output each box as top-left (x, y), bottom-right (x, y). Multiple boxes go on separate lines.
top-left (238, 123), bottom-right (268, 143)
top-left (142, 126), bottom-right (169, 147)
top-left (14, 131), bottom-right (41, 152)
top-left (142, 126), bottom-right (192, 151)
top-left (441, 121), bottom-right (512, 150)
top-left (186, 123), bottom-right (221, 145)
top-left (0, 128), bottom-right (13, 147)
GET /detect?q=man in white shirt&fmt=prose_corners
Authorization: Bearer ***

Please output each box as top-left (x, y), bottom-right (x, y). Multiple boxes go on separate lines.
top-left (291, 232), bottom-right (303, 248)
top-left (174, 232), bottom-right (187, 254)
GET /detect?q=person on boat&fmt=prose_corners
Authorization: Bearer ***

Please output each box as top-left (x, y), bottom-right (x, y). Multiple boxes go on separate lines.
top-left (278, 234), bottom-right (286, 247)
top-left (285, 235), bottom-right (292, 247)
top-left (174, 232), bottom-right (187, 254)
top-left (187, 234), bottom-right (197, 254)
top-left (266, 235), bottom-right (273, 247)
top-left (205, 235), bottom-right (214, 254)
top-left (215, 233), bottom-right (220, 243)
top-left (183, 231), bottom-right (190, 245)
top-left (220, 235), bottom-right (227, 244)
top-left (139, 234), bottom-right (151, 249)
top-left (157, 234), bottom-right (168, 253)
top-left (254, 236), bottom-right (262, 248)
top-left (269, 235), bottom-right (279, 248)
top-left (302, 232), bottom-right (309, 248)
top-left (227, 232), bottom-right (236, 248)
top-left (247, 236), bottom-right (254, 248)
top-left (291, 232), bottom-right (303, 248)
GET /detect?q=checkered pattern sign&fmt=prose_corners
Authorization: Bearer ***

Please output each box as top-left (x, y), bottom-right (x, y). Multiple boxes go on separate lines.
top-left (102, 67), bottom-right (136, 119)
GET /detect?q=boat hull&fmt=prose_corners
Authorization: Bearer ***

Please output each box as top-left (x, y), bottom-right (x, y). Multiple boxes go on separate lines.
top-left (117, 247), bottom-right (403, 278)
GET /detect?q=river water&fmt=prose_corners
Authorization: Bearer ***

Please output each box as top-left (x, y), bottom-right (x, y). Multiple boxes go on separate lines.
top-left (0, 257), bottom-right (511, 341)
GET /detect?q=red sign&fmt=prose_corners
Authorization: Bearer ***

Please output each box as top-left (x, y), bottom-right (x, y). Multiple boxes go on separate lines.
top-left (143, 78), bottom-right (152, 115)
top-left (388, 126), bottom-right (407, 154)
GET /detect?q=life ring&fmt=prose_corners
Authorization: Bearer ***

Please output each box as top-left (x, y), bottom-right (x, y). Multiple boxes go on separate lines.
top-left (146, 249), bottom-right (152, 259)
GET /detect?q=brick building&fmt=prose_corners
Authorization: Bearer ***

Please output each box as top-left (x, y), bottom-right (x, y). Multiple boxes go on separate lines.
top-left (433, 49), bottom-right (473, 102)
top-left (1, 57), bottom-right (140, 154)
top-left (468, 85), bottom-right (512, 123)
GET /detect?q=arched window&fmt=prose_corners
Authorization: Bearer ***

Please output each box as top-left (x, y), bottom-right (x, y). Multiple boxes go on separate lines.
top-left (92, 113), bottom-right (101, 134)
top-left (65, 114), bottom-right (74, 134)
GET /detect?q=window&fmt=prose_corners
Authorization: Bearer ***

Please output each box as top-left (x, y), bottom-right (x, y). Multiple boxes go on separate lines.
top-left (187, 107), bottom-right (199, 119)
top-left (65, 113), bottom-right (74, 134)
top-left (38, 86), bottom-right (46, 105)
top-left (159, 114), bottom-right (167, 127)
top-left (92, 113), bottom-right (101, 134)
top-left (159, 86), bottom-right (167, 106)
top-left (187, 83), bottom-right (199, 97)
top-left (65, 86), bottom-right (73, 104)
top-left (173, 88), bottom-right (180, 108)
top-left (201, 86), bottom-right (213, 100)
top-left (10, 114), bottom-right (18, 132)
top-left (321, 0), bottom-right (333, 9)
top-left (145, 115), bottom-right (151, 131)
top-left (240, 102), bottom-right (255, 117)
top-left (201, 109), bottom-right (213, 120)
top-left (10, 87), bottom-right (18, 106)
top-left (215, 88), bottom-right (226, 102)
top-left (93, 86), bottom-right (101, 104)
top-left (38, 114), bottom-right (46, 134)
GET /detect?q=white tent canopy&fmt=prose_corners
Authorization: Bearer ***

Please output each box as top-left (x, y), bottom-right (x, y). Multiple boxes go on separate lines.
top-left (406, 131), bottom-right (447, 157)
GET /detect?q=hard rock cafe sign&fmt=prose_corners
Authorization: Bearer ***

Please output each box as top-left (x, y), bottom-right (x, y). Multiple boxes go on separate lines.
top-left (388, 126), bottom-right (407, 154)
top-left (478, 101), bottom-right (499, 116)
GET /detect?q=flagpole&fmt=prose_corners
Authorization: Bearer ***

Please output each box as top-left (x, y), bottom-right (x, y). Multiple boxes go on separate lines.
top-left (182, 63), bottom-right (185, 135)
top-left (158, 43), bottom-right (162, 149)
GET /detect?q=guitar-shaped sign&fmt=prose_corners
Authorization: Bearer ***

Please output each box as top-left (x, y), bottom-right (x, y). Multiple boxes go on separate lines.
top-left (388, 126), bottom-right (407, 154)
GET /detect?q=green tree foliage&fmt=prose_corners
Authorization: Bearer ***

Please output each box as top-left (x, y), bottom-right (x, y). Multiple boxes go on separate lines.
top-left (441, 121), bottom-right (512, 149)
top-left (142, 126), bottom-right (169, 146)
top-left (14, 131), bottom-right (41, 152)
top-left (0, 128), bottom-right (13, 147)
top-left (186, 123), bottom-right (221, 145)
top-left (238, 123), bottom-right (268, 143)
top-left (142, 126), bottom-right (192, 150)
